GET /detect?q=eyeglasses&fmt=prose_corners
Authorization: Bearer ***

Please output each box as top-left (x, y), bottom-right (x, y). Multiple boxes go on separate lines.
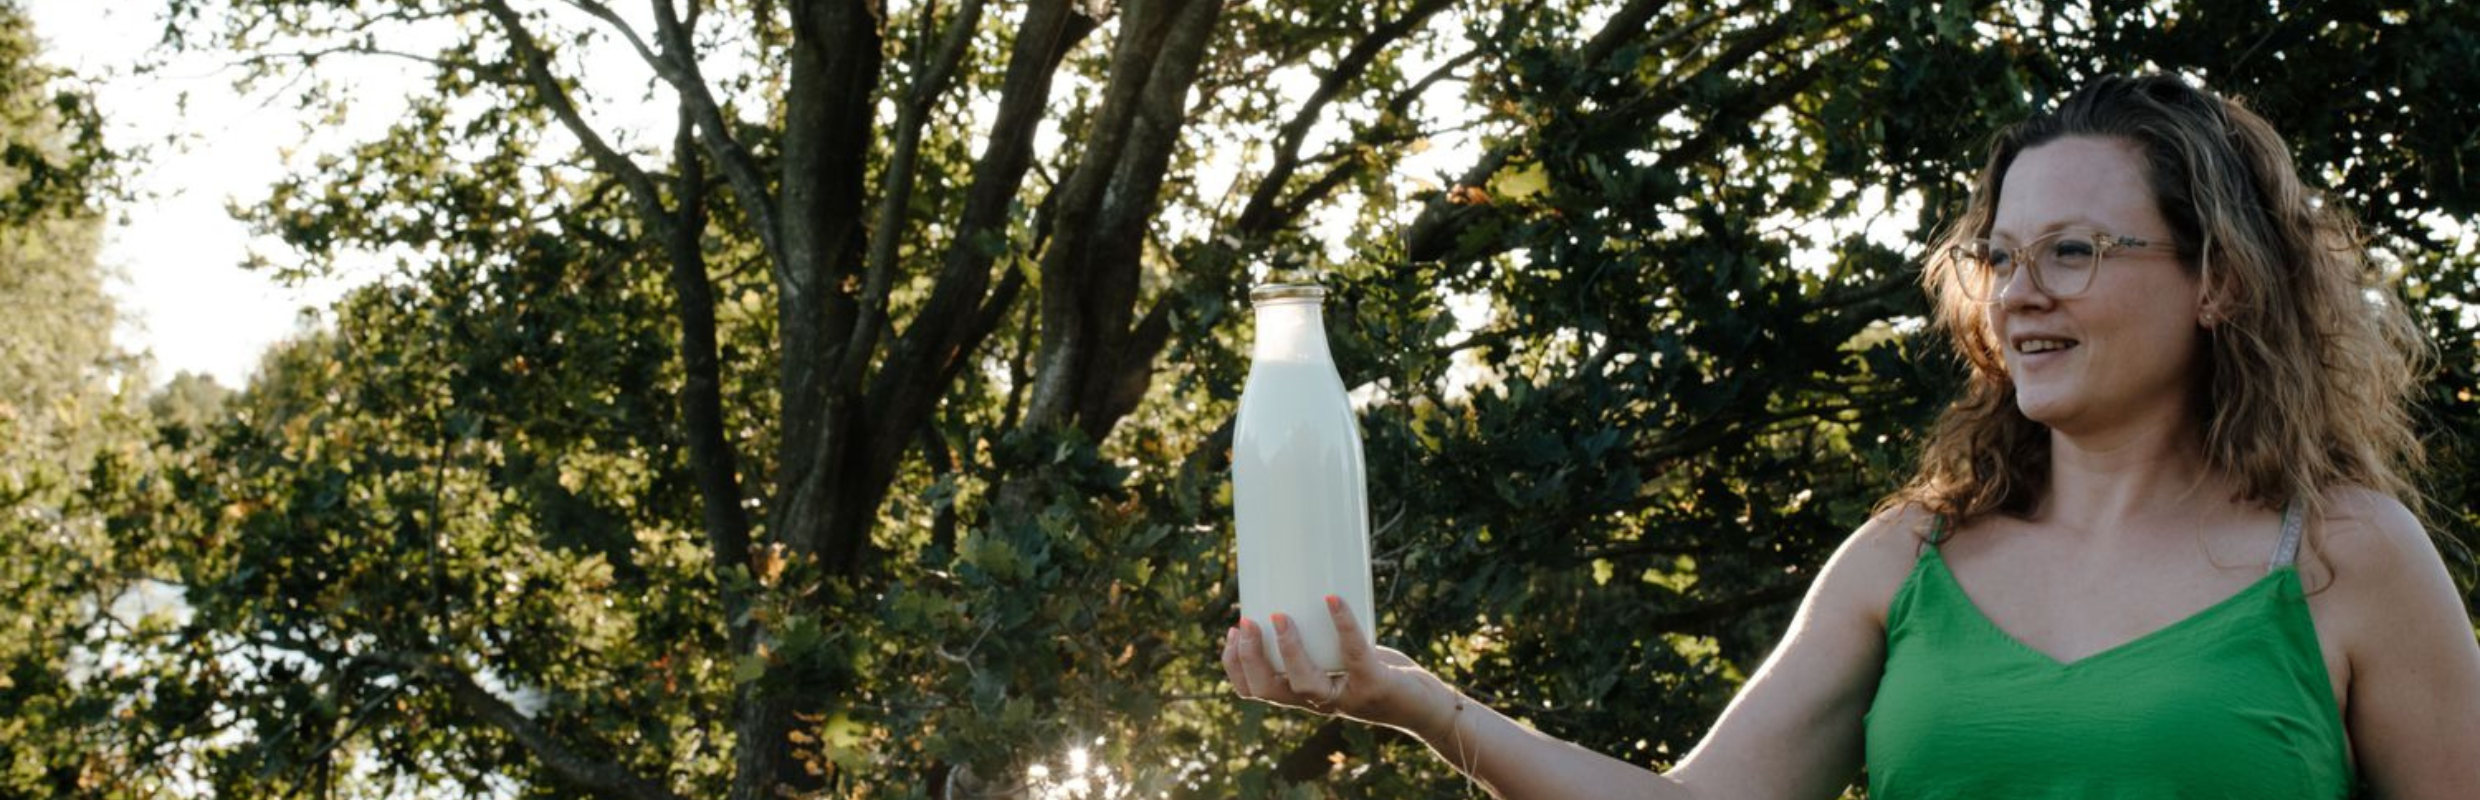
top-left (1946, 230), bottom-right (2184, 303)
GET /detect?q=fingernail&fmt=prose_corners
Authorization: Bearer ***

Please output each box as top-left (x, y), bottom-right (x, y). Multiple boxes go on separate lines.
top-left (1325, 595), bottom-right (1342, 612)
top-left (1272, 613), bottom-right (1291, 632)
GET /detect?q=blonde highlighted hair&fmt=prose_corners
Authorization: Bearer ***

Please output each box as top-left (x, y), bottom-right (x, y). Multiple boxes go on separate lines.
top-left (1888, 74), bottom-right (2430, 529)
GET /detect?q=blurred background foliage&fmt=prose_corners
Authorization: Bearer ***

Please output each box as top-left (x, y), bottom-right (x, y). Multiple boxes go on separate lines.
top-left (3, 0), bottom-right (2476, 797)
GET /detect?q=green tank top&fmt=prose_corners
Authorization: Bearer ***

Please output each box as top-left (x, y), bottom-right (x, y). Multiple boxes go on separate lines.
top-left (1863, 500), bottom-right (2356, 798)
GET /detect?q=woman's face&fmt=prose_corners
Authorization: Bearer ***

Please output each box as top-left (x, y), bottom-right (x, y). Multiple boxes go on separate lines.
top-left (1985, 135), bottom-right (2204, 434)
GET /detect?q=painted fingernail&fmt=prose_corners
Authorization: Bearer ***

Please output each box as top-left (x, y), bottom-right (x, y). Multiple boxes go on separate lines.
top-left (1272, 613), bottom-right (1291, 632)
top-left (1325, 595), bottom-right (1342, 612)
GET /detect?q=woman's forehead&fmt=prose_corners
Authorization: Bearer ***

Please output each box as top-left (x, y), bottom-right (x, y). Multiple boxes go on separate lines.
top-left (1991, 136), bottom-right (2163, 239)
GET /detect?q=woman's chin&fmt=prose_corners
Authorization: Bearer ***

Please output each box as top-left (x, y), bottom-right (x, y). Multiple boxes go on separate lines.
top-left (2012, 392), bottom-right (2073, 428)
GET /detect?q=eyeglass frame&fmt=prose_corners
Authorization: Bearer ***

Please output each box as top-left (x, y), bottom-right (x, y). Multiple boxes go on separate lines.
top-left (1944, 229), bottom-right (2186, 303)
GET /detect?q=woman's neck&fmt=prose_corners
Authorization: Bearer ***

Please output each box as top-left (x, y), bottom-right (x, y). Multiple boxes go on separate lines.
top-left (2037, 411), bottom-right (2229, 540)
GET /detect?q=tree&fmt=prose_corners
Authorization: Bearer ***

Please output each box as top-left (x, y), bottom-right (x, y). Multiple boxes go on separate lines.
top-left (0, 1), bottom-right (159, 794)
top-left (100, 0), bottom-right (2480, 797)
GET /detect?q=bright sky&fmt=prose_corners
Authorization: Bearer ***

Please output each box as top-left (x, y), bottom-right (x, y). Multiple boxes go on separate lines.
top-left (26, 2), bottom-right (375, 390)
top-left (24, 1), bottom-right (689, 391)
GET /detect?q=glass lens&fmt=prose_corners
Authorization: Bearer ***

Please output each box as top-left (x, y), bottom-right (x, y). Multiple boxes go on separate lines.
top-left (1952, 232), bottom-right (2109, 302)
top-left (1950, 241), bottom-right (2000, 302)
top-left (2037, 232), bottom-right (2100, 297)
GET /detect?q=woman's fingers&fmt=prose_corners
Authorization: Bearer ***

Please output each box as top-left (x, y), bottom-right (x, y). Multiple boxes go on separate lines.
top-left (1221, 626), bottom-right (1251, 696)
top-left (1224, 604), bottom-right (1440, 731)
top-left (1270, 614), bottom-right (1328, 699)
top-left (1235, 617), bottom-right (1291, 702)
top-left (1326, 595), bottom-right (1374, 669)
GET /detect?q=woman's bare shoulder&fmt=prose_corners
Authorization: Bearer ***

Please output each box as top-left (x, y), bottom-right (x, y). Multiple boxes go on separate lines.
top-left (1847, 503), bottom-right (1940, 552)
top-left (2304, 485), bottom-right (2467, 647)
top-left (1813, 504), bottom-right (1941, 627)
top-left (2308, 485), bottom-right (2441, 581)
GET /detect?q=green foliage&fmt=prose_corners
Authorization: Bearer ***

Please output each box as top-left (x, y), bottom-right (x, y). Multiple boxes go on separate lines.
top-left (128, 206), bottom-right (736, 795)
top-left (0, 4), bottom-right (155, 795)
top-left (0, 1), bottom-right (112, 225)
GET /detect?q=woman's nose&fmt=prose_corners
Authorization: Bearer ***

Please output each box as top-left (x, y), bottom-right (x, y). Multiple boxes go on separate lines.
top-left (1996, 261), bottom-right (2051, 310)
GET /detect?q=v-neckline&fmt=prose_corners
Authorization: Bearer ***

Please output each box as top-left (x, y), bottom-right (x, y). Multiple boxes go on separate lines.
top-left (1925, 548), bottom-right (2289, 670)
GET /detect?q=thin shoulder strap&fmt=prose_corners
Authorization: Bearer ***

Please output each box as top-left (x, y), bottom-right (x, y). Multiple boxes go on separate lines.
top-left (1927, 514), bottom-right (1951, 546)
top-left (2268, 496), bottom-right (2307, 571)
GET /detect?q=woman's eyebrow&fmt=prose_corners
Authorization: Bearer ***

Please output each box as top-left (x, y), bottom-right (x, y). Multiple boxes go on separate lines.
top-left (1988, 216), bottom-right (2111, 242)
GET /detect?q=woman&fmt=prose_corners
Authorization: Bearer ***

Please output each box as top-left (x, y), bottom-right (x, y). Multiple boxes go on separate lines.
top-left (1221, 75), bottom-right (2480, 798)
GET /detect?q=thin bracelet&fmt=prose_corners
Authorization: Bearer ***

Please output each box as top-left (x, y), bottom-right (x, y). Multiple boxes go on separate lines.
top-left (1441, 689), bottom-right (1483, 797)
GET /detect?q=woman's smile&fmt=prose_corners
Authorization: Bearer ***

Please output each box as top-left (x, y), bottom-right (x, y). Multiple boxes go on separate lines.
top-left (2010, 334), bottom-right (2082, 372)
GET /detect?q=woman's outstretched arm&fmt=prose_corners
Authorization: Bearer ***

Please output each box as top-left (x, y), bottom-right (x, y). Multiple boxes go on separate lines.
top-left (1222, 509), bottom-right (1924, 800)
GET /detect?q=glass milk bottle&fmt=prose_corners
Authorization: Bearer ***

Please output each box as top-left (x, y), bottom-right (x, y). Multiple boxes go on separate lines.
top-left (1233, 282), bottom-right (1374, 675)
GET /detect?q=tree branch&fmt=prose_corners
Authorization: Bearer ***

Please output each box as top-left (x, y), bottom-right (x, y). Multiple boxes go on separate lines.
top-left (1574, 536), bottom-right (1704, 562)
top-left (864, 0), bottom-right (1095, 454)
top-left (1646, 54), bottom-right (1843, 176)
top-left (919, 423), bottom-right (961, 555)
top-left (1138, 41), bottom-right (1479, 401)
top-left (1577, 0), bottom-right (1712, 70)
top-left (1587, 10), bottom-right (1805, 138)
top-left (935, 264), bottom-right (1030, 395)
top-left (1269, 45), bottom-right (1483, 228)
top-left (842, 0), bottom-right (991, 390)
top-left (230, 44), bottom-right (480, 76)
top-left (1431, 326), bottom-right (1521, 360)
top-left (647, 0), bottom-right (789, 281)
top-left (1233, 0), bottom-right (1458, 237)
top-left (426, 663), bottom-right (691, 800)
top-left (1017, 0), bottom-right (1204, 432)
top-left (1083, 296), bottom-right (1173, 435)
top-left (662, 104), bottom-right (756, 631)
top-left (1405, 8), bottom-right (1798, 263)
top-left (1001, 297), bottom-right (1037, 433)
top-left (563, 0), bottom-right (665, 72)
top-left (479, 0), bottom-right (674, 239)
top-left (1061, 0), bottom-right (1231, 439)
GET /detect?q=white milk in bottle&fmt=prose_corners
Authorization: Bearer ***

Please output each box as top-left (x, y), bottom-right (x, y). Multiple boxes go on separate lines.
top-left (1233, 282), bottom-right (1374, 675)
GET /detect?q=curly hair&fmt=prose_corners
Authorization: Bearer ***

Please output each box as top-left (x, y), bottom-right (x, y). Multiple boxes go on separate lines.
top-left (1885, 74), bottom-right (2430, 534)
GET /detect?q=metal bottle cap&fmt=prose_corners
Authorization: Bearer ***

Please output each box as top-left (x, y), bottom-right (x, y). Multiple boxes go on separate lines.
top-left (1249, 283), bottom-right (1327, 303)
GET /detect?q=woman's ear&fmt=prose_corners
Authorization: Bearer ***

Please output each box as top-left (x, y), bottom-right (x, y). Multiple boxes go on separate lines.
top-left (2192, 244), bottom-right (2236, 331)
top-left (2196, 277), bottom-right (2230, 330)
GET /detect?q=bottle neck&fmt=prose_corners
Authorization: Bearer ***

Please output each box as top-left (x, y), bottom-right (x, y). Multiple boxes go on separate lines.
top-left (1251, 299), bottom-right (1333, 363)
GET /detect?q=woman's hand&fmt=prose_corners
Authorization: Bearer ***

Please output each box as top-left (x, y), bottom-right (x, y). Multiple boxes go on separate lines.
top-left (1221, 595), bottom-right (1449, 734)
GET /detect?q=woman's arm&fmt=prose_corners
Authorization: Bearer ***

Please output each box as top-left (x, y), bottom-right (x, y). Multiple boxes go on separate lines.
top-left (1236, 600), bottom-right (1692, 798)
top-left (1223, 509), bottom-right (1924, 800)
top-left (2322, 491), bottom-right (2480, 798)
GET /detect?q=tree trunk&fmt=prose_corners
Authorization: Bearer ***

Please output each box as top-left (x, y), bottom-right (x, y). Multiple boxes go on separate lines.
top-left (738, 0), bottom-right (884, 796)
